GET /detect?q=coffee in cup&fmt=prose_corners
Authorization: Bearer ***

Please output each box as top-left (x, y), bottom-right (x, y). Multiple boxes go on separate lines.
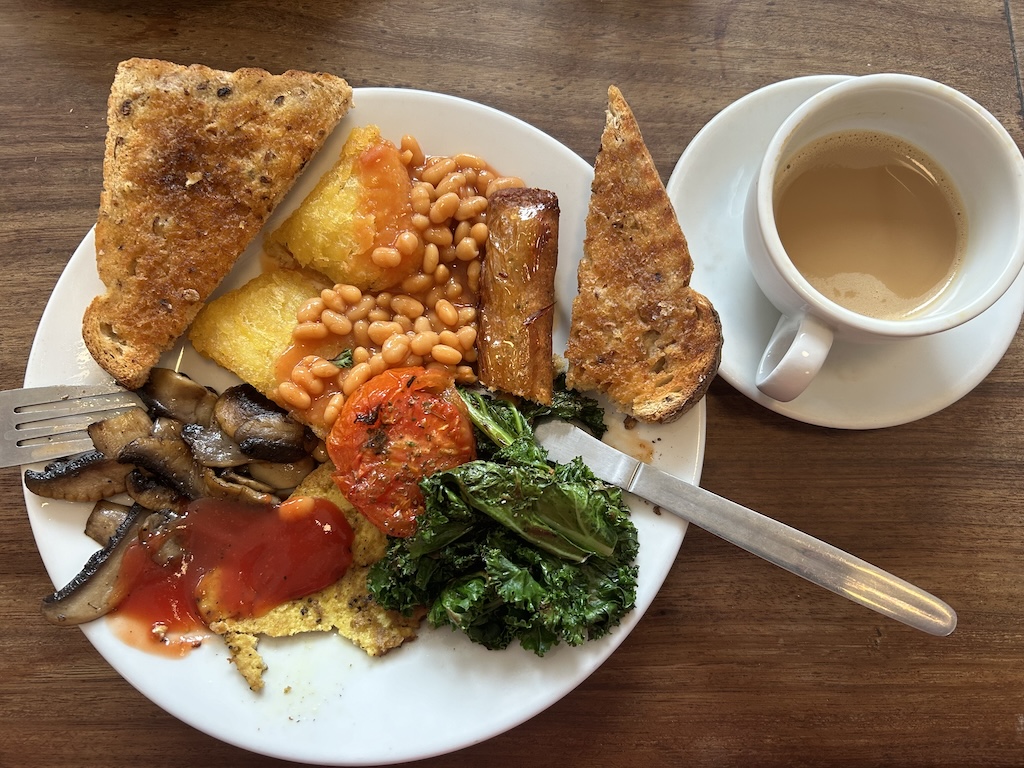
top-left (744, 74), bottom-right (1024, 403)
top-left (774, 129), bottom-right (966, 321)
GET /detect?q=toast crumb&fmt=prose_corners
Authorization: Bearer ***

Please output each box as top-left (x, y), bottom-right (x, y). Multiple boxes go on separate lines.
top-left (83, 58), bottom-right (353, 389)
top-left (566, 86), bottom-right (722, 423)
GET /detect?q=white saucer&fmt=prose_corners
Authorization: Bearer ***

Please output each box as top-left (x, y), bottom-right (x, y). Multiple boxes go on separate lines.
top-left (666, 75), bottom-right (1024, 430)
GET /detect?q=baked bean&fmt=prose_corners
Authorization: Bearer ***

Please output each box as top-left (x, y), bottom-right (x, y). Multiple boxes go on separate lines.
top-left (311, 357), bottom-right (342, 378)
top-left (293, 321), bottom-right (329, 341)
top-left (421, 157), bottom-right (457, 186)
top-left (292, 366), bottom-right (325, 396)
top-left (411, 213), bottom-right (431, 231)
top-left (278, 380), bottom-right (312, 410)
top-left (430, 192), bottom-right (460, 224)
top-left (375, 292), bottom-right (393, 309)
top-left (470, 222), bottom-right (489, 245)
top-left (338, 284), bottom-right (363, 305)
top-left (467, 259), bottom-right (481, 292)
top-left (440, 244), bottom-right (458, 264)
top-left (423, 225), bottom-right (454, 247)
top-left (352, 319), bottom-right (371, 348)
top-left (382, 333), bottom-right (411, 364)
top-left (410, 331), bottom-right (440, 356)
top-left (403, 353), bottom-right (425, 367)
top-left (435, 299), bottom-right (459, 327)
top-left (454, 152), bottom-right (488, 171)
top-left (431, 344), bottom-right (463, 366)
top-left (371, 246), bottom-right (403, 269)
top-left (321, 309), bottom-right (352, 337)
top-left (367, 307), bottom-right (391, 323)
top-left (422, 242), bottom-right (440, 274)
top-left (297, 297), bottom-right (326, 323)
top-left (455, 195), bottom-right (488, 221)
top-left (455, 236), bottom-right (479, 261)
top-left (391, 294), bottom-right (425, 319)
top-left (343, 362), bottom-right (373, 396)
top-left (445, 279), bottom-right (464, 301)
top-left (455, 365), bottom-right (477, 384)
top-left (348, 294), bottom-right (377, 321)
top-left (425, 286), bottom-right (444, 309)
top-left (413, 315), bottom-right (433, 334)
top-left (322, 392), bottom-right (346, 427)
top-left (321, 287), bottom-right (347, 313)
top-left (438, 329), bottom-right (461, 348)
top-left (368, 320), bottom-right (403, 346)
top-left (410, 183), bottom-right (432, 215)
top-left (485, 176), bottom-right (525, 197)
top-left (435, 172), bottom-right (466, 197)
top-left (457, 306), bottom-right (477, 325)
top-left (368, 353), bottom-right (387, 376)
top-left (433, 263), bottom-right (450, 285)
top-left (352, 345), bottom-right (370, 364)
top-left (456, 325), bottom-right (477, 350)
top-left (463, 346), bottom-right (478, 363)
top-left (401, 135), bottom-right (426, 167)
top-left (454, 219), bottom-right (472, 243)
top-left (396, 230), bottom-right (422, 257)
top-left (394, 315), bottom-right (414, 333)
top-left (401, 273), bottom-right (434, 295)
top-left (475, 169), bottom-right (495, 196)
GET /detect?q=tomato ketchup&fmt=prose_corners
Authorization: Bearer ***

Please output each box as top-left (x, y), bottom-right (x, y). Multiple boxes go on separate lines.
top-left (109, 496), bottom-right (354, 656)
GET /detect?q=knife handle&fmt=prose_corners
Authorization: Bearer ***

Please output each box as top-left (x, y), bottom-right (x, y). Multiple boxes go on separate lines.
top-left (631, 463), bottom-right (957, 637)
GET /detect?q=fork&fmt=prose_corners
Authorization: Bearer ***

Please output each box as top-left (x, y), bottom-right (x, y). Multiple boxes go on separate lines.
top-left (0, 384), bottom-right (143, 468)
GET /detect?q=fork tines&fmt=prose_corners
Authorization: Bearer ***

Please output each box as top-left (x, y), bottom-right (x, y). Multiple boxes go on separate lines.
top-left (1, 384), bottom-right (143, 468)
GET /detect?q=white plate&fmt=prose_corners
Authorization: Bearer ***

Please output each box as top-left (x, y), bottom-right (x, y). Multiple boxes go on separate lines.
top-left (23, 88), bottom-right (704, 765)
top-left (667, 75), bottom-right (1024, 429)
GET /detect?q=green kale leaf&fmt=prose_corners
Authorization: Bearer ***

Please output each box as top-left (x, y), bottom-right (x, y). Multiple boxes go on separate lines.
top-left (366, 387), bottom-right (638, 656)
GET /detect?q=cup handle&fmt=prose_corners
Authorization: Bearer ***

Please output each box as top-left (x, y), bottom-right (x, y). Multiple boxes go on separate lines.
top-left (755, 313), bottom-right (834, 402)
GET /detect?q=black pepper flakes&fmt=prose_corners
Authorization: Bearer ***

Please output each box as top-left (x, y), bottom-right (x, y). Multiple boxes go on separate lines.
top-left (273, 94), bottom-right (285, 106)
top-left (216, 86), bottom-right (232, 98)
top-left (120, 99), bottom-right (132, 117)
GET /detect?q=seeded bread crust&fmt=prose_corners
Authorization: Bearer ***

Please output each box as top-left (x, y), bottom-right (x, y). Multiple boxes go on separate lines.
top-left (82, 58), bottom-right (353, 389)
top-left (566, 86), bottom-right (722, 423)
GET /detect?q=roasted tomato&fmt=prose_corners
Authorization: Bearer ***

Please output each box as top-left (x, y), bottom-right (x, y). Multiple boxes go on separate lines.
top-left (327, 366), bottom-right (476, 537)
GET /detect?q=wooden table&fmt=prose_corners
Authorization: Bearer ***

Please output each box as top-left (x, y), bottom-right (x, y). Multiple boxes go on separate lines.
top-left (3, 2), bottom-right (1023, 766)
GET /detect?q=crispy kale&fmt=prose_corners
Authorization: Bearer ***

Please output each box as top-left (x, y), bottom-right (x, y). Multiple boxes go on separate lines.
top-left (366, 387), bottom-right (638, 656)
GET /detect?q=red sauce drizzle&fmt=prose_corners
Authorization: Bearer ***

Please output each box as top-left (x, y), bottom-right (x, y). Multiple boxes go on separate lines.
top-left (109, 497), bottom-right (354, 656)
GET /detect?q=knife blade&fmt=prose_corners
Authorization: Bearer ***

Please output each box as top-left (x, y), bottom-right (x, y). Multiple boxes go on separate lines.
top-left (534, 420), bottom-right (957, 637)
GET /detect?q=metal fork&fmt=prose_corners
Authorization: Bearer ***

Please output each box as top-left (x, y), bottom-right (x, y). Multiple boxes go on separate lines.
top-left (0, 384), bottom-right (143, 468)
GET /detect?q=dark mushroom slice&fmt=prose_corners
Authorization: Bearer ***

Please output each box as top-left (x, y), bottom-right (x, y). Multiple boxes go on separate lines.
top-left (41, 505), bottom-right (170, 625)
top-left (203, 468), bottom-right (278, 505)
top-left (214, 384), bottom-right (316, 462)
top-left (247, 456), bottom-right (318, 492)
top-left (125, 469), bottom-right (187, 512)
top-left (119, 429), bottom-right (208, 500)
top-left (87, 407), bottom-right (154, 458)
top-left (180, 421), bottom-right (248, 468)
top-left (136, 367), bottom-right (217, 427)
top-left (84, 500), bottom-right (133, 546)
top-left (24, 450), bottom-right (133, 502)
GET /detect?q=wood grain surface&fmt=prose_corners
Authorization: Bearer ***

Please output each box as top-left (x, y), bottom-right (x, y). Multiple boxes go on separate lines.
top-left (2, 1), bottom-right (1024, 766)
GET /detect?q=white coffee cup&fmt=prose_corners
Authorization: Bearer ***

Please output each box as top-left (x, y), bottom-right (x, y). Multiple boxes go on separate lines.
top-left (744, 73), bottom-right (1024, 402)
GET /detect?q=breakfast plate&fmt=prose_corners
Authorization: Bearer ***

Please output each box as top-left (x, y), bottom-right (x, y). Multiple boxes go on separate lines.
top-left (23, 88), bottom-right (703, 765)
top-left (667, 75), bottom-right (1024, 429)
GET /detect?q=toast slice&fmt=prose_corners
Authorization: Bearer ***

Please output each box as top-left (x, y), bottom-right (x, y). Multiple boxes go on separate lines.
top-left (82, 58), bottom-right (353, 389)
top-left (565, 86), bottom-right (722, 423)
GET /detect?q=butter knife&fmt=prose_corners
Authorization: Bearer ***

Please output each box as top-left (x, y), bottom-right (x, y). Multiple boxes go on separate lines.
top-left (534, 420), bottom-right (957, 637)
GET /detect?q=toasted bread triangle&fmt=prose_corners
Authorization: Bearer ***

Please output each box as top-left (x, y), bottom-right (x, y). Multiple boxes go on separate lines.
top-left (566, 86), bottom-right (722, 423)
top-left (82, 58), bottom-right (353, 389)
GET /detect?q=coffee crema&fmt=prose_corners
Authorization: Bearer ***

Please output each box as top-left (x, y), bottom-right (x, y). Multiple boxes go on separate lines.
top-left (773, 129), bottom-right (966, 320)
